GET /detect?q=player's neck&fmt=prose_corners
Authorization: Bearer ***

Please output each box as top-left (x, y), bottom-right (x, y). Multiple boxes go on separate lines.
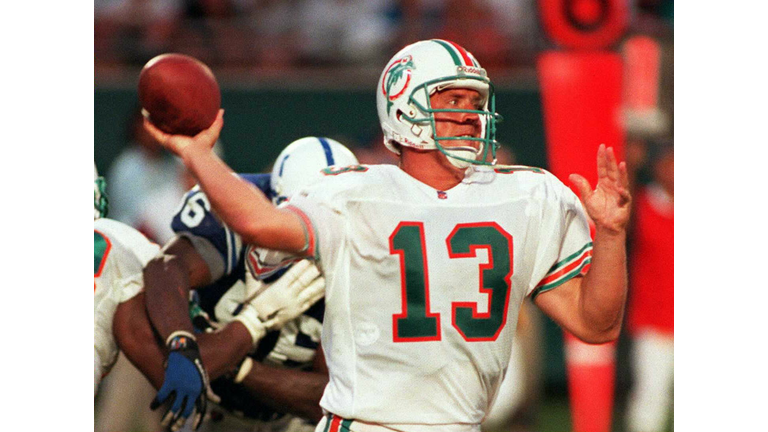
top-left (399, 148), bottom-right (466, 191)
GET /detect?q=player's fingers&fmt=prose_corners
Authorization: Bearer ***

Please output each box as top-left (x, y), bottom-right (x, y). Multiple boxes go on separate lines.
top-left (193, 393), bottom-right (207, 430)
top-left (193, 410), bottom-right (204, 431)
top-left (195, 109), bottom-right (224, 146)
top-left (262, 317), bottom-right (279, 329)
top-left (197, 393), bottom-right (207, 414)
top-left (181, 393), bottom-right (197, 419)
top-left (206, 386), bottom-right (221, 404)
top-left (275, 260), bottom-right (310, 291)
top-left (171, 414), bottom-right (187, 432)
top-left (160, 398), bottom-right (176, 428)
top-left (302, 282), bottom-right (326, 311)
top-left (151, 385), bottom-right (172, 410)
top-left (150, 395), bottom-right (163, 411)
top-left (143, 117), bottom-right (169, 144)
top-left (617, 185), bottom-right (632, 206)
top-left (170, 394), bottom-right (186, 420)
top-left (619, 161), bottom-right (630, 189)
top-left (298, 277), bottom-right (325, 305)
top-left (596, 144), bottom-right (608, 180)
top-left (169, 396), bottom-right (189, 431)
top-left (605, 147), bottom-right (619, 181)
top-left (287, 259), bottom-right (312, 280)
top-left (295, 262), bottom-right (321, 287)
top-left (569, 174), bottom-right (593, 200)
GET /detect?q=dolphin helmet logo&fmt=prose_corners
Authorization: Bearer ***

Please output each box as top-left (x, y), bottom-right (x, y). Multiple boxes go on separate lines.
top-left (382, 55), bottom-right (415, 115)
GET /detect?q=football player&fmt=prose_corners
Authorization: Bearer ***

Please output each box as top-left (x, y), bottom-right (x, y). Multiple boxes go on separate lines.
top-left (134, 137), bottom-right (359, 432)
top-left (99, 160), bottom-right (323, 431)
top-left (147, 39), bottom-right (631, 432)
top-left (94, 164), bottom-right (161, 395)
top-left (93, 164), bottom-right (166, 395)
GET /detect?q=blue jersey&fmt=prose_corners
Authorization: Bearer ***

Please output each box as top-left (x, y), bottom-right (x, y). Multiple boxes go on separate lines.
top-left (171, 173), bottom-right (324, 421)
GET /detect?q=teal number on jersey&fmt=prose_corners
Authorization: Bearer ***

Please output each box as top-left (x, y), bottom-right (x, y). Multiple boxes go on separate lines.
top-left (448, 224), bottom-right (513, 341)
top-left (390, 223), bottom-right (441, 341)
top-left (390, 222), bottom-right (513, 342)
top-left (94, 231), bottom-right (111, 278)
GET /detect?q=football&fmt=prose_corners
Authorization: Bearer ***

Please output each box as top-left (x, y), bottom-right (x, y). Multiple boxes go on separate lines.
top-left (138, 53), bottom-right (221, 136)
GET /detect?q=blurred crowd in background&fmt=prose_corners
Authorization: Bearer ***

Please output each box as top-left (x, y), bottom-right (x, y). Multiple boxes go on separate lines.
top-left (95, 0), bottom-right (672, 75)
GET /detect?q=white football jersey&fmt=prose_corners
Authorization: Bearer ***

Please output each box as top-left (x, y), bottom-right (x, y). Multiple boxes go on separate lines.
top-left (285, 164), bottom-right (592, 430)
top-left (94, 218), bottom-right (160, 393)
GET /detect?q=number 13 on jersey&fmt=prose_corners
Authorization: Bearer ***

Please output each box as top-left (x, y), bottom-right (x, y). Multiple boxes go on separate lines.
top-left (389, 222), bottom-right (513, 343)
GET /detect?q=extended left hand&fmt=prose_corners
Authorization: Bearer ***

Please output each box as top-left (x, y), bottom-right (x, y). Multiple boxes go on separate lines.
top-left (569, 144), bottom-right (632, 234)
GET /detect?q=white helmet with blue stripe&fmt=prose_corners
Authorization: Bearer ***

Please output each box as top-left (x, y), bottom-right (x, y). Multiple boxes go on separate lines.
top-left (270, 137), bottom-right (359, 205)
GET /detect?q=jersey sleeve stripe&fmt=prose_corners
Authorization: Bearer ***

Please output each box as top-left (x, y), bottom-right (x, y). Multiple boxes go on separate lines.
top-left (325, 414), bottom-right (353, 432)
top-left (328, 414), bottom-right (342, 432)
top-left (321, 414), bottom-right (332, 432)
top-left (538, 247), bottom-right (592, 286)
top-left (531, 257), bottom-right (592, 300)
top-left (548, 242), bottom-right (593, 274)
top-left (530, 243), bottom-right (593, 298)
top-left (284, 204), bottom-right (317, 259)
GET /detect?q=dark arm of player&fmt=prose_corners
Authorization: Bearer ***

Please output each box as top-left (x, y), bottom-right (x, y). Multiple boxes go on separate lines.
top-left (141, 236), bottom-right (254, 378)
top-left (114, 292), bottom-right (256, 387)
top-left (237, 345), bottom-right (329, 422)
top-left (113, 292), bottom-right (166, 388)
top-left (143, 236), bottom-right (207, 342)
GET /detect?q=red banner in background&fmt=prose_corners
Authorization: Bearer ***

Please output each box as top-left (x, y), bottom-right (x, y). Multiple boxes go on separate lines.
top-left (538, 52), bottom-right (624, 188)
top-left (536, 3), bottom-right (627, 432)
top-left (539, 0), bottom-right (629, 50)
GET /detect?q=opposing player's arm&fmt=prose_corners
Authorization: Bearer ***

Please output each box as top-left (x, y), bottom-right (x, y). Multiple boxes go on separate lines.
top-left (141, 235), bottom-right (257, 430)
top-left (113, 292), bottom-right (167, 388)
top-left (534, 145), bottom-right (630, 344)
top-left (114, 291), bottom-right (255, 387)
top-left (143, 235), bottom-right (259, 373)
top-left (236, 344), bottom-right (329, 422)
top-left (144, 236), bottom-right (212, 341)
top-left (144, 113), bottom-right (309, 255)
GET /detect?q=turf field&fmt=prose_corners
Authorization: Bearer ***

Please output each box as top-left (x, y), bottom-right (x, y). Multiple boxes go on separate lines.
top-left (484, 395), bottom-right (673, 432)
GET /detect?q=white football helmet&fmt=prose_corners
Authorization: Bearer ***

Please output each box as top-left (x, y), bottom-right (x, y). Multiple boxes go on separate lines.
top-left (94, 163), bottom-right (108, 220)
top-left (270, 137), bottom-right (359, 205)
top-left (376, 39), bottom-right (502, 169)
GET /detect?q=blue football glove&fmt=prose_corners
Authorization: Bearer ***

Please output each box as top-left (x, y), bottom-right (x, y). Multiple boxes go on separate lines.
top-left (150, 332), bottom-right (209, 431)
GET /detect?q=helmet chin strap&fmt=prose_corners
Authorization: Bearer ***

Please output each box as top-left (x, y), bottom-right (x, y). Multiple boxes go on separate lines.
top-left (441, 143), bottom-right (484, 170)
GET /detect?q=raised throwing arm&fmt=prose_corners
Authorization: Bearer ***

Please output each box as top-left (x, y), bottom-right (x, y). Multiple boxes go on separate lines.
top-left (143, 111), bottom-right (307, 254)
